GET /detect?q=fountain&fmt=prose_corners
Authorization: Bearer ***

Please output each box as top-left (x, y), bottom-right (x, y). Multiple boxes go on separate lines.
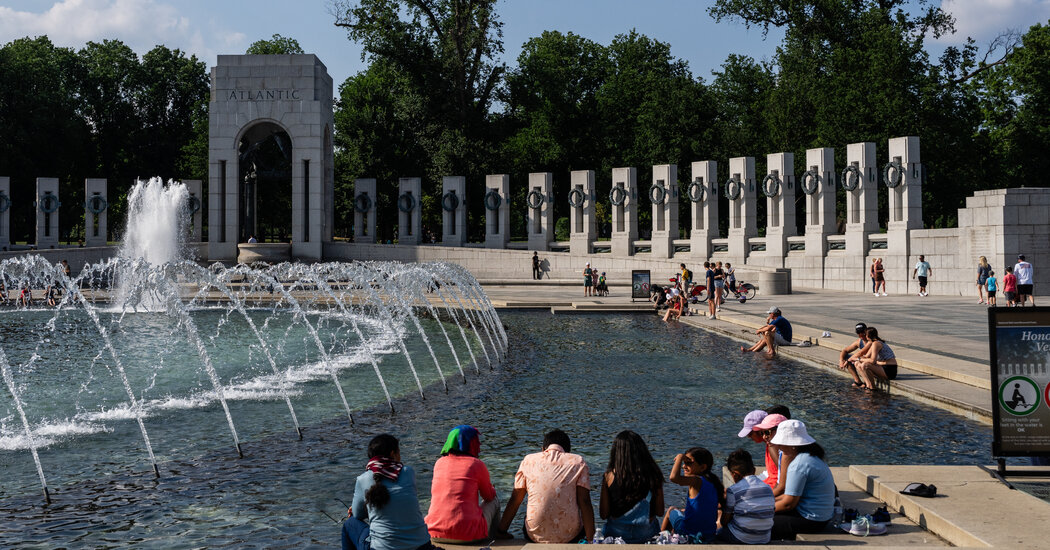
top-left (0, 178), bottom-right (506, 505)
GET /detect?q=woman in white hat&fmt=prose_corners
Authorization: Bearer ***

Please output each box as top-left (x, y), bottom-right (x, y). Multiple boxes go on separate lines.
top-left (768, 420), bottom-right (835, 540)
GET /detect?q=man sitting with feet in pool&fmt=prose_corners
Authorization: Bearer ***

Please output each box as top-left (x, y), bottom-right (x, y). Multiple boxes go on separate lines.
top-left (742, 307), bottom-right (792, 357)
top-left (837, 322), bottom-right (869, 388)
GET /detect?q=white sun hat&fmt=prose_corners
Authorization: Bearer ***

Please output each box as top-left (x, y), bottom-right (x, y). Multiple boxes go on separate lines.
top-left (769, 419), bottom-right (816, 446)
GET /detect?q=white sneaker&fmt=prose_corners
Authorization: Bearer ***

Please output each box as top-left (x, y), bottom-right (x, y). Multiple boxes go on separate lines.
top-left (873, 292), bottom-right (878, 296)
top-left (848, 516), bottom-right (887, 536)
top-left (881, 293), bottom-right (888, 296)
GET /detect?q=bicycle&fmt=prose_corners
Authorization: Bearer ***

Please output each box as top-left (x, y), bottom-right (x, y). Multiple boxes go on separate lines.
top-left (688, 281), bottom-right (756, 303)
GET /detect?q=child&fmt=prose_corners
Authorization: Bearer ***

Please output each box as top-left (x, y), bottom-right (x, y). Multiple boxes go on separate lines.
top-left (661, 447), bottom-right (723, 542)
top-left (986, 271), bottom-right (998, 307)
top-left (717, 449), bottom-right (775, 545)
top-left (663, 293), bottom-right (684, 322)
top-left (597, 272), bottom-right (609, 296)
top-left (342, 434), bottom-right (434, 550)
top-left (1003, 266), bottom-right (1017, 306)
top-left (599, 430), bottom-right (665, 543)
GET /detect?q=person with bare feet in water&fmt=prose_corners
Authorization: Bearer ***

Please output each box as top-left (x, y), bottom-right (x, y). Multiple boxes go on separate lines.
top-left (741, 307), bottom-right (792, 357)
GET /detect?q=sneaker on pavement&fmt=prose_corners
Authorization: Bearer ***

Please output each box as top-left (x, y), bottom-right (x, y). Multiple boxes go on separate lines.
top-left (871, 505), bottom-right (891, 524)
top-left (849, 516), bottom-right (887, 536)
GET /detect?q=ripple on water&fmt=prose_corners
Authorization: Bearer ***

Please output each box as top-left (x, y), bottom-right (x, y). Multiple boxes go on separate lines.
top-left (0, 310), bottom-right (997, 546)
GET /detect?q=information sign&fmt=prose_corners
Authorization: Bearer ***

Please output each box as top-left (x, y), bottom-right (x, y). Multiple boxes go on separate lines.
top-left (631, 270), bottom-right (651, 301)
top-left (990, 307), bottom-right (1050, 458)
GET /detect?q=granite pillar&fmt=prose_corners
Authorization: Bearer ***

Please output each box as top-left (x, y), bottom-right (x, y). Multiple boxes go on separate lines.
top-left (84, 178), bottom-right (108, 247)
top-left (569, 170), bottom-right (596, 256)
top-left (764, 153), bottom-right (796, 265)
top-left (727, 157), bottom-right (757, 261)
top-left (353, 178), bottom-right (376, 244)
top-left (610, 167), bottom-right (638, 256)
top-left (689, 161), bottom-right (719, 259)
top-left (484, 174), bottom-right (510, 249)
top-left (527, 172), bottom-right (554, 251)
top-left (650, 164), bottom-right (679, 258)
top-left (397, 177), bottom-right (422, 245)
top-left (442, 176), bottom-right (467, 247)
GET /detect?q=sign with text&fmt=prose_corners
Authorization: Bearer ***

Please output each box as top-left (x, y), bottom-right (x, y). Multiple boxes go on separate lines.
top-left (631, 270), bottom-right (651, 301)
top-left (990, 307), bottom-right (1050, 457)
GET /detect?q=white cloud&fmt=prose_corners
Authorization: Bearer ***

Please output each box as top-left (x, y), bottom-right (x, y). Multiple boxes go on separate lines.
top-left (939, 0), bottom-right (1050, 44)
top-left (0, 0), bottom-right (243, 64)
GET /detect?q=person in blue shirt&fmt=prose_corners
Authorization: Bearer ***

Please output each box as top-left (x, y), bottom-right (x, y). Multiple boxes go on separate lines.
top-left (741, 307), bottom-right (792, 357)
top-left (342, 434), bottom-right (435, 550)
top-left (769, 420), bottom-right (835, 541)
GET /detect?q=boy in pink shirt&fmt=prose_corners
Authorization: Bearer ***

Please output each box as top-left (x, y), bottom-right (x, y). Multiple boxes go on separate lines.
top-left (498, 429), bottom-right (594, 543)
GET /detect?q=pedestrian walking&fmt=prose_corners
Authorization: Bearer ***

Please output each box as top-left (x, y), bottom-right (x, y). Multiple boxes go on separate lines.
top-left (913, 255), bottom-right (932, 297)
top-left (1014, 255), bottom-right (1035, 306)
top-left (976, 256), bottom-right (991, 304)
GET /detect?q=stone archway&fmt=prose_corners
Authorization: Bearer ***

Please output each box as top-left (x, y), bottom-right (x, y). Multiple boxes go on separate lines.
top-left (207, 54), bottom-right (335, 262)
top-left (238, 121), bottom-right (292, 243)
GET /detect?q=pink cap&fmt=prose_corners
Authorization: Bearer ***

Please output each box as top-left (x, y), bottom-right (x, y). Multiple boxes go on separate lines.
top-left (753, 413), bottom-right (788, 431)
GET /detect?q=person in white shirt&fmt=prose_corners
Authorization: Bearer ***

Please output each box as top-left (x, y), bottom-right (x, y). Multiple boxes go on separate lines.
top-left (1014, 255), bottom-right (1035, 306)
top-left (912, 255), bottom-right (932, 297)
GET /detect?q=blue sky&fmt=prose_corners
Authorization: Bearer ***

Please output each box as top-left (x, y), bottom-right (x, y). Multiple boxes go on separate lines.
top-left (1, 0), bottom-right (1048, 87)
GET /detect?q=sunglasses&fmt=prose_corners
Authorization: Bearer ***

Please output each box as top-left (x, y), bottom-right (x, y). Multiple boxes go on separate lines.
top-left (759, 428), bottom-right (777, 437)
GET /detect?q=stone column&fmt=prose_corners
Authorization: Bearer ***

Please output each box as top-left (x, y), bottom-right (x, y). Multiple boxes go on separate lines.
top-left (527, 172), bottom-right (554, 251)
top-left (0, 177), bottom-right (9, 250)
top-left (764, 153), bottom-right (796, 266)
top-left (727, 157), bottom-right (757, 261)
top-left (207, 159), bottom-right (239, 262)
top-left (650, 164), bottom-right (679, 258)
top-left (569, 170), bottom-right (595, 256)
top-left (36, 178), bottom-right (60, 249)
top-left (397, 177), bottom-right (422, 245)
top-left (353, 178), bottom-right (376, 244)
top-left (441, 176), bottom-right (467, 247)
top-left (845, 142), bottom-right (878, 254)
top-left (84, 178), bottom-right (108, 247)
top-left (887, 136), bottom-right (922, 230)
top-left (886, 136), bottom-right (922, 292)
top-left (485, 174), bottom-right (510, 249)
top-left (184, 179), bottom-right (202, 243)
top-left (689, 161), bottom-right (719, 259)
top-left (610, 167), bottom-right (637, 256)
top-left (803, 147), bottom-right (836, 257)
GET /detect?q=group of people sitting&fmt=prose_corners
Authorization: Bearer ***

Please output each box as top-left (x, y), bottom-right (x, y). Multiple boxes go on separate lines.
top-left (341, 406), bottom-right (837, 549)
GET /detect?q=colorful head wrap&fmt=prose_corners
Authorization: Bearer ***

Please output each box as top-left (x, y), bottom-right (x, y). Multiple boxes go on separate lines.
top-left (441, 425), bottom-right (481, 457)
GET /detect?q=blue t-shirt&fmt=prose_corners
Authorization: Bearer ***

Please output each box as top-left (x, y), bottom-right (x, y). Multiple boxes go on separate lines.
top-left (915, 261), bottom-right (931, 277)
top-left (783, 453), bottom-right (835, 522)
top-left (352, 465), bottom-right (431, 550)
top-left (987, 277), bottom-right (998, 291)
top-left (769, 316), bottom-right (792, 342)
top-left (680, 477), bottom-right (719, 539)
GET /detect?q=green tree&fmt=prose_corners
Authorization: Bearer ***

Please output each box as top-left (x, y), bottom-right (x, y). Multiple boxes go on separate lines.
top-left (977, 21), bottom-right (1050, 187)
top-left (246, 34), bottom-right (305, 54)
top-left (0, 36), bottom-right (91, 243)
top-left (332, 0), bottom-right (506, 239)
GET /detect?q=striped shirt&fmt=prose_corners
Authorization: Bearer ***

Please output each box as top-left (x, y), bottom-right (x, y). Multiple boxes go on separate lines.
top-left (725, 475), bottom-right (775, 544)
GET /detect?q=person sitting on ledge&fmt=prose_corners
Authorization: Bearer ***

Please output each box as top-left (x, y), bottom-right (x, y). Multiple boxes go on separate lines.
top-left (838, 322), bottom-right (869, 388)
top-left (498, 429), bottom-right (594, 543)
top-left (741, 307), bottom-right (792, 357)
top-left (599, 430), bottom-right (664, 543)
top-left (341, 434), bottom-right (436, 550)
top-left (848, 327), bottom-right (898, 391)
top-left (426, 425), bottom-right (500, 544)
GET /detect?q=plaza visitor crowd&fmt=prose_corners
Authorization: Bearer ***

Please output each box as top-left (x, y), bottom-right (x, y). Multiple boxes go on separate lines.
top-left (341, 405), bottom-right (845, 549)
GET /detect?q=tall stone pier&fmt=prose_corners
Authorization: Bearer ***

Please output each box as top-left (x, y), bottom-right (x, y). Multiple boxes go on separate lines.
top-left (650, 164), bottom-right (679, 258)
top-left (689, 161), bottom-right (718, 259)
top-left (442, 176), bottom-right (466, 247)
top-left (353, 178), bottom-right (376, 244)
top-left (397, 177), bottom-right (421, 245)
top-left (36, 178), bottom-right (60, 249)
top-left (485, 174), bottom-right (510, 249)
top-left (84, 178), bottom-right (108, 247)
top-left (727, 157), bottom-right (757, 262)
top-left (526, 172), bottom-right (553, 251)
top-left (610, 167), bottom-right (638, 256)
top-left (764, 153), bottom-right (796, 266)
top-left (569, 170), bottom-right (595, 255)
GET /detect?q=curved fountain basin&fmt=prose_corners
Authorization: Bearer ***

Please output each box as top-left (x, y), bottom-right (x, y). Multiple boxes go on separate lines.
top-left (237, 242), bottom-right (292, 264)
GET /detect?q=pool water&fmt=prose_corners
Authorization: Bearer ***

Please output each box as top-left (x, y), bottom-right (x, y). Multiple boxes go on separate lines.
top-left (0, 310), bottom-right (992, 547)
